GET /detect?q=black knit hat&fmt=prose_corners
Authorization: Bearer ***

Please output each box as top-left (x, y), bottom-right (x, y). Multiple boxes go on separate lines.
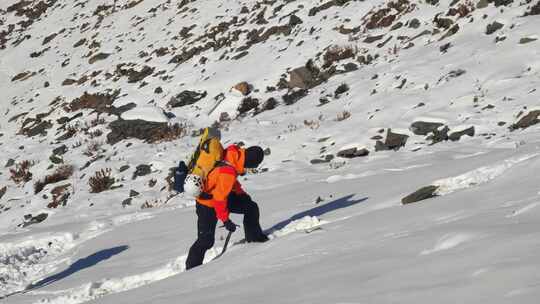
top-left (244, 146), bottom-right (264, 168)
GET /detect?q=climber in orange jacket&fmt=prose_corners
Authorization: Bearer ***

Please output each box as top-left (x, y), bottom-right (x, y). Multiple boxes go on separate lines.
top-left (185, 145), bottom-right (267, 270)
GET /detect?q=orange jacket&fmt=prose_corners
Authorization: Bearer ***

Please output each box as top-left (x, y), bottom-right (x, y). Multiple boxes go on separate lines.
top-left (196, 145), bottom-right (246, 222)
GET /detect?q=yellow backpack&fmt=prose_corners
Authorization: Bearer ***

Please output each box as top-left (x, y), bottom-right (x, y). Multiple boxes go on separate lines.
top-left (187, 127), bottom-right (224, 181)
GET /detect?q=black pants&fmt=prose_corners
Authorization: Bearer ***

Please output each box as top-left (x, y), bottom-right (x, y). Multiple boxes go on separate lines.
top-left (185, 193), bottom-right (266, 270)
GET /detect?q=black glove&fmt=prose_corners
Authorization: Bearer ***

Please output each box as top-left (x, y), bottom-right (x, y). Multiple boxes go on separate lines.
top-left (223, 219), bottom-right (237, 233)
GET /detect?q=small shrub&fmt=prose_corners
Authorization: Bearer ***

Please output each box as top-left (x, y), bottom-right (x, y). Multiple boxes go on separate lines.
top-left (34, 165), bottom-right (74, 194)
top-left (304, 119), bottom-right (320, 130)
top-left (84, 140), bottom-right (103, 157)
top-left (89, 168), bottom-right (115, 193)
top-left (335, 111), bottom-right (352, 121)
top-left (48, 184), bottom-right (71, 208)
top-left (237, 97), bottom-right (259, 115)
top-left (141, 199), bottom-right (162, 209)
top-left (88, 129), bottom-right (103, 139)
top-left (150, 123), bottom-right (186, 143)
top-left (283, 89), bottom-right (308, 105)
top-left (10, 160), bottom-right (33, 184)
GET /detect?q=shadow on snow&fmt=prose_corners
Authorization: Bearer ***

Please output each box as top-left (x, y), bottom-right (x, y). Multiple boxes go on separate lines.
top-left (266, 194), bottom-right (368, 233)
top-left (28, 245), bottom-right (129, 290)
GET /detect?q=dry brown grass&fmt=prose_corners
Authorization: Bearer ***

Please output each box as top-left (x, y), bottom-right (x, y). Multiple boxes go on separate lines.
top-left (34, 165), bottom-right (74, 194)
top-left (89, 168), bottom-right (115, 193)
top-left (10, 160), bottom-right (33, 184)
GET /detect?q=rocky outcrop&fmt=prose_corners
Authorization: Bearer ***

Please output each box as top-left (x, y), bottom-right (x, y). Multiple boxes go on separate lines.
top-left (288, 61), bottom-right (328, 89)
top-left (375, 129), bottom-right (409, 151)
top-left (410, 121), bottom-right (445, 136)
top-left (449, 126), bottom-right (475, 141)
top-left (402, 185), bottom-right (439, 204)
top-left (337, 147), bottom-right (369, 158)
top-left (132, 164), bottom-right (152, 180)
top-left (167, 90), bottom-right (207, 108)
top-left (509, 110), bottom-right (540, 130)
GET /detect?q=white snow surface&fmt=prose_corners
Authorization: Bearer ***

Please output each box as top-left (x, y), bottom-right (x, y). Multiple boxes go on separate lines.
top-left (1, 0), bottom-right (540, 303)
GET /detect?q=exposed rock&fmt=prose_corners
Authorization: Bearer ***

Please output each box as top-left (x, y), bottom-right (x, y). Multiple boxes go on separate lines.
top-left (5, 159), bottom-right (15, 168)
top-left (402, 185), bottom-right (440, 204)
top-left (49, 155), bottom-right (63, 164)
top-left (337, 147), bottom-right (370, 158)
top-left (167, 90), bottom-right (207, 108)
top-left (0, 186), bottom-right (6, 200)
top-left (122, 198), bottom-right (132, 207)
top-left (509, 110), bottom-right (540, 130)
top-left (308, 0), bottom-right (353, 17)
top-left (237, 97), bottom-right (259, 115)
top-left (519, 37), bottom-right (538, 44)
top-left (524, 1), bottom-right (540, 16)
top-left (133, 164), bottom-right (152, 180)
top-left (427, 126), bottom-right (450, 144)
top-left (282, 89), bottom-right (308, 105)
top-left (20, 120), bottom-right (53, 137)
top-left (410, 121), bottom-right (445, 136)
top-left (477, 0), bottom-right (489, 8)
top-left (364, 34), bottom-right (384, 43)
top-left (310, 154), bottom-right (334, 164)
top-left (88, 52), bottom-right (110, 64)
top-left (449, 126), bottom-right (475, 141)
top-left (288, 61), bottom-right (328, 89)
top-left (375, 129), bottom-right (409, 151)
top-left (486, 21), bottom-right (504, 35)
top-left (52, 144), bottom-right (68, 156)
top-left (20, 213), bottom-right (48, 227)
top-left (233, 82), bottom-right (251, 96)
top-left (408, 18), bottom-right (421, 29)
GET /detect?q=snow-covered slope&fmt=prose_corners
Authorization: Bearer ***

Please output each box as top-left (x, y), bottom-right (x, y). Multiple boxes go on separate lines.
top-left (1, 0), bottom-right (540, 303)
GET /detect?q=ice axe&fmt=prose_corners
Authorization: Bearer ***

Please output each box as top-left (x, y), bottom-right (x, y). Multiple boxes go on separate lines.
top-left (213, 224), bottom-right (239, 260)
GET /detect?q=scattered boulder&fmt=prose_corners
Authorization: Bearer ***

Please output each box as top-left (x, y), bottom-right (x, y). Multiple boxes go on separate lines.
top-left (20, 213), bottom-right (48, 227)
top-left (0, 186), bottom-right (6, 200)
top-left (402, 185), bottom-right (440, 204)
top-left (20, 120), bottom-right (53, 137)
top-left (167, 90), bottom-right (207, 108)
top-left (122, 198), bottom-right (132, 207)
top-left (337, 147), bottom-right (369, 158)
top-left (486, 21), bottom-right (504, 35)
top-left (49, 154), bottom-right (63, 164)
top-left (288, 61), bottom-right (328, 89)
top-left (375, 129), bottom-right (409, 151)
top-left (133, 164), bottom-right (152, 180)
top-left (310, 154), bottom-right (334, 164)
top-left (119, 165), bottom-right (130, 172)
top-left (130, 190), bottom-right (140, 197)
top-left (5, 159), bottom-right (15, 168)
top-left (519, 37), bottom-right (538, 44)
top-left (52, 144), bottom-right (68, 156)
top-left (449, 126), bottom-right (475, 141)
top-left (88, 52), bottom-right (110, 64)
top-left (233, 82), bottom-right (251, 96)
top-left (410, 121), bottom-right (445, 136)
top-left (427, 126), bottom-right (450, 144)
top-left (509, 110), bottom-right (540, 130)
top-left (237, 97), bottom-right (259, 115)
top-left (282, 89), bottom-right (308, 105)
